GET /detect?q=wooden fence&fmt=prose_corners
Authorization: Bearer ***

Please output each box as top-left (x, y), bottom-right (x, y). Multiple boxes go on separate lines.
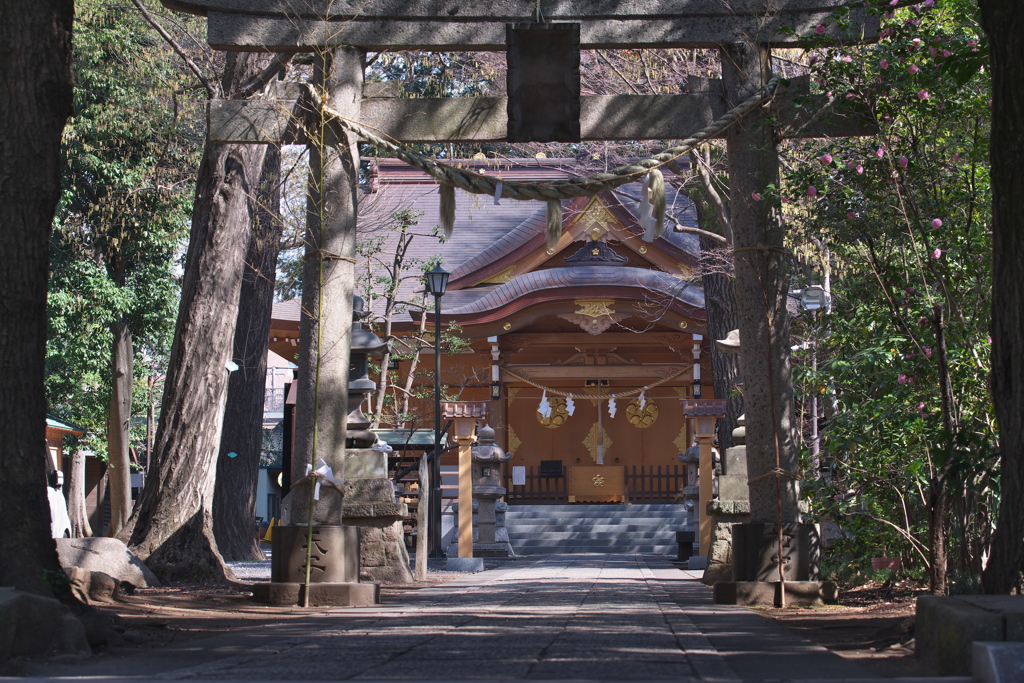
top-left (506, 464), bottom-right (687, 505)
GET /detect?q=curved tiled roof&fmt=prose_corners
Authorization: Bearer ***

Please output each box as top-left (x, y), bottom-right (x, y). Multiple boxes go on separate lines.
top-left (442, 265), bottom-right (704, 319)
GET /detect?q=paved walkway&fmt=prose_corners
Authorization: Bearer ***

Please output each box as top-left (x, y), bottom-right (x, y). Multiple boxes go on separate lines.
top-left (9, 555), bottom-right (967, 683)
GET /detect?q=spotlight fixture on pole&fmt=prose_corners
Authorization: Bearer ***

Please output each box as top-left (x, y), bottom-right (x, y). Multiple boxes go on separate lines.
top-left (424, 266), bottom-right (449, 558)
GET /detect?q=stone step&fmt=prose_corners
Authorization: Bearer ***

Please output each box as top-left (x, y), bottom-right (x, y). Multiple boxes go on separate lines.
top-left (502, 523), bottom-right (677, 533)
top-left (501, 520), bottom-right (679, 532)
top-left (515, 545), bottom-right (679, 555)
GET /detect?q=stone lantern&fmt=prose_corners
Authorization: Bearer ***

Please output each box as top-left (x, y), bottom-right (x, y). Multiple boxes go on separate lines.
top-left (346, 295), bottom-right (387, 448)
top-left (471, 425), bottom-right (513, 557)
top-left (677, 445), bottom-right (700, 523)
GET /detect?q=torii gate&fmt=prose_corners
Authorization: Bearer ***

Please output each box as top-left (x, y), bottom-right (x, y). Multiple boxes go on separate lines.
top-left (165, 0), bottom-right (878, 571)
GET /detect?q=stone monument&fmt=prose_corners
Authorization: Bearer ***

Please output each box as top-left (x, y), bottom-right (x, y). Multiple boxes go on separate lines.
top-left (469, 425), bottom-right (514, 558)
top-left (341, 296), bottom-right (412, 584)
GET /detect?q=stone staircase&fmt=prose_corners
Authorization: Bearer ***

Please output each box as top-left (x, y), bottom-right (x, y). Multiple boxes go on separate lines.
top-left (504, 504), bottom-right (690, 556)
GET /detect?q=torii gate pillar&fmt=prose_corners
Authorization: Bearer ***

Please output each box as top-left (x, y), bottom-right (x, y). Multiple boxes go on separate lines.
top-left (290, 47), bottom-right (364, 487)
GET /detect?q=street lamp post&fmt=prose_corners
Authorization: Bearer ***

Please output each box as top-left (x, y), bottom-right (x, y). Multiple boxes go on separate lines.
top-left (424, 266), bottom-right (449, 558)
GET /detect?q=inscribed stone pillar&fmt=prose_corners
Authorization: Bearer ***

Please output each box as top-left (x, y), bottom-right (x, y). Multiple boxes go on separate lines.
top-left (720, 43), bottom-right (800, 524)
top-left (291, 47), bottom-right (364, 484)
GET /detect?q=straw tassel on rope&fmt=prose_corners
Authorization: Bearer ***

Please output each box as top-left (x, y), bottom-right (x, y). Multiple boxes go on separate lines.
top-left (649, 169), bottom-right (666, 240)
top-left (546, 199), bottom-right (563, 250)
top-left (439, 183), bottom-right (456, 239)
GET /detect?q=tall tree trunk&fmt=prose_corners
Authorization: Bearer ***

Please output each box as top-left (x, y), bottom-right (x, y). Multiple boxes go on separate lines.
top-left (979, 0), bottom-right (1024, 595)
top-left (699, 235), bottom-right (743, 454)
top-left (106, 317), bottom-right (134, 537)
top-left (68, 448), bottom-right (93, 538)
top-left (213, 145), bottom-right (283, 561)
top-left (0, 1), bottom-right (74, 598)
top-left (124, 53), bottom-right (272, 583)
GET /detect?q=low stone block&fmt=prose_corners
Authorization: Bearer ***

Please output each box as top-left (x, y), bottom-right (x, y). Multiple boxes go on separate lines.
top-left (65, 567), bottom-right (118, 605)
top-left (55, 537), bottom-right (159, 588)
top-left (973, 641), bottom-right (1024, 683)
top-left (916, 596), bottom-right (1008, 676)
top-left (958, 595), bottom-right (1024, 642)
top-left (343, 478), bottom-right (396, 504)
top-left (713, 581), bottom-right (838, 606)
top-left (0, 588), bottom-right (90, 662)
top-left (446, 557), bottom-right (485, 572)
top-left (251, 582), bottom-right (379, 607)
top-left (344, 449), bottom-right (388, 479)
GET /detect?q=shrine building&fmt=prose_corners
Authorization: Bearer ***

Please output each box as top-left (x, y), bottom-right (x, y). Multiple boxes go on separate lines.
top-left (270, 157), bottom-right (713, 508)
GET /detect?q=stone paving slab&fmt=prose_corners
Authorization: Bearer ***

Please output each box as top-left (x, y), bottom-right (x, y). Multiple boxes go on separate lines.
top-left (6, 554), bottom-right (964, 683)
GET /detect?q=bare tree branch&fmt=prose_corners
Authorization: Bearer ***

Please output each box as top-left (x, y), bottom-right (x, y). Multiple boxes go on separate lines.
top-left (132, 0), bottom-right (217, 99)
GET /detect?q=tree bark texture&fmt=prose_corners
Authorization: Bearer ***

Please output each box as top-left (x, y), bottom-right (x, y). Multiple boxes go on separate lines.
top-left (720, 43), bottom-right (800, 523)
top-left (68, 449), bottom-right (93, 538)
top-left (979, 0), bottom-right (1024, 594)
top-left (699, 234), bottom-right (743, 454)
top-left (106, 317), bottom-right (134, 537)
top-left (126, 53), bottom-right (272, 583)
top-left (213, 145), bottom-right (283, 561)
top-left (0, 1), bottom-right (74, 597)
top-left (291, 47), bottom-right (364, 485)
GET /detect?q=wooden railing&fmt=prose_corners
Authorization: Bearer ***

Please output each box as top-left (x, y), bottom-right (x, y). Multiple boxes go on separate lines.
top-left (506, 464), bottom-right (688, 505)
top-left (624, 465), bottom-right (687, 503)
top-left (506, 465), bottom-right (567, 504)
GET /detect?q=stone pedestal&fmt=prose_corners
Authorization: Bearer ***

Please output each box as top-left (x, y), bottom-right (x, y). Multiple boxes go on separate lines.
top-left (445, 500), bottom-right (514, 558)
top-left (702, 500), bottom-right (750, 585)
top-left (713, 521), bottom-right (837, 606)
top-left (702, 440), bottom-right (750, 584)
top-left (343, 448), bottom-right (412, 584)
top-left (731, 522), bottom-right (821, 582)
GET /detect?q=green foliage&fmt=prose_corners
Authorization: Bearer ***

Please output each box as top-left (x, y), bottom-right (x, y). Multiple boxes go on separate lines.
top-left (784, 0), bottom-right (995, 586)
top-left (46, 1), bottom-right (202, 452)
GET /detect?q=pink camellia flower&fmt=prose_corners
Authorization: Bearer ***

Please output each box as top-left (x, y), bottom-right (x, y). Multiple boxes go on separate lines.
top-left (968, 40), bottom-right (978, 47)
top-left (932, 218), bottom-right (943, 228)
top-left (816, 24), bottom-right (826, 34)
top-left (820, 153), bottom-right (833, 165)
top-left (781, 196), bottom-right (790, 204)
top-left (908, 377), bottom-right (915, 385)
top-left (807, 185), bottom-right (818, 197)
top-left (919, 317), bottom-right (929, 327)
top-left (988, 336), bottom-right (993, 344)
top-left (899, 156), bottom-right (909, 169)
top-left (908, 64), bottom-right (920, 75)
top-left (856, 164), bottom-right (864, 174)
top-left (930, 47), bottom-right (938, 57)
top-left (913, 38), bottom-right (922, 47)
top-left (876, 148), bottom-right (886, 159)
top-left (889, 0), bottom-right (898, 5)
top-left (826, 91), bottom-right (833, 98)
top-left (925, 0), bottom-right (934, 6)
top-left (843, 56), bottom-right (853, 63)
top-left (898, 374), bottom-right (908, 384)
top-left (751, 192), bottom-right (761, 201)
top-left (953, 152), bottom-right (961, 162)
top-left (917, 402), bottom-right (926, 412)
top-left (880, 58), bottom-right (889, 69)
top-left (846, 92), bottom-right (856, 99)
top-left (808, 54), bottom-right (819, 65)
top-left (943, 49), bottom-right (952, 58)
top-left (924, 347), bottom-right (933, 358)
top-left (932, 248), bottom-right (942, 259)
top-left (918, 89), bottom-right (930, 100)
top-left (906, 286), bottom-right (915, 296)
top-left (847, 211), bottom-right (856, 220)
